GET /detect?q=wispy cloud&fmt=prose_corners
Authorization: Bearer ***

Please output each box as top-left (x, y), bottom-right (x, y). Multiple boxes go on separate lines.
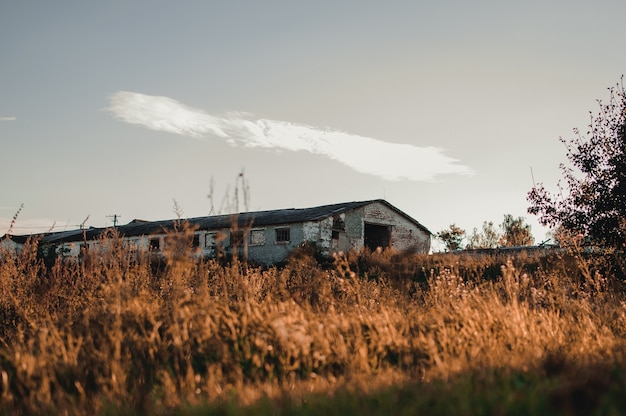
top-left (0, 116), bottom-right (16, 121)
top-left (106, 91), bottom-right (473, 181)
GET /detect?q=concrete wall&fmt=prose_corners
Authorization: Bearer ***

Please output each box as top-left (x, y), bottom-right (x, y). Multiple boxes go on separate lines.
top-left (0, 238), bottom-right (20, 256)
top-left (24, 201), bottom-right (431, 263)
top-left (44, 225), bottom-right (316, 265)
top-left (243, 223), bottom-right (310, 264)
top-left (202, 222), bottom-right (323, 265)
top-left (341, 201), bottom-right (431, 253)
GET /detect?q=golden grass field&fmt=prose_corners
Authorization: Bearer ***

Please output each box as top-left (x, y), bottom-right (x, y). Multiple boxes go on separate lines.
top-left (1, 225), bottom-right (625, 415)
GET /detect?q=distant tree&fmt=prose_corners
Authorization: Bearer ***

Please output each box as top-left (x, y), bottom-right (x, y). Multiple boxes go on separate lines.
top-left (436, 224), bottom-right (466, 252)
top-left (527, 78), bottom-right (626, 249)
top-left (466, 221), bottom-right (501, 249)
top-left (465, 229), bottom-right (480, 250)
top-left (499, 214), bottom-right (535, 247)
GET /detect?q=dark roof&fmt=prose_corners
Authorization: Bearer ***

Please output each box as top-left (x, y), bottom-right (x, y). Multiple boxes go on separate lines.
top-left (4, 199), bottom-right (431, 244)
top-left (2, 227), bottom-right (101, 245)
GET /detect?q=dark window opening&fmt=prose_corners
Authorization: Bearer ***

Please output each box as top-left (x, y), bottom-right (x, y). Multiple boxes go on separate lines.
top-left (332, 215), bottom-right (345, 231)
top-left (192, 234), bottom-right (200, 248)
top-left (149, 238), bottom-right (160, 251)
top-left (332, 215), bottom-right (345, 240)
top-left (275, 227), bottom-right (290, 243)
top-left (364, 223), bottom-right (391, 251)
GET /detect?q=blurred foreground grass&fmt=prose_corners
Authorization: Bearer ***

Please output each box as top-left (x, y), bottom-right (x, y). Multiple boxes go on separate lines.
top-left (1, 227), bottom-right (625, 415)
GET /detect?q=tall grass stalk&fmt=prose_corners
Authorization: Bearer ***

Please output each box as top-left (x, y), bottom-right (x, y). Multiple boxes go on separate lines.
top-left (0, 227), bottom-right (624, 414)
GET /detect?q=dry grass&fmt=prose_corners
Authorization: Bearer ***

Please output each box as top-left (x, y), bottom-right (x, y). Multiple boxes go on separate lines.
top-left (0, 226), bottom-right (625, 414)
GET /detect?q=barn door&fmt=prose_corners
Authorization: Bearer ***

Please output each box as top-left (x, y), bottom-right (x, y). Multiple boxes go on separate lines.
top-left (364, 223), bottom-right (391, 251)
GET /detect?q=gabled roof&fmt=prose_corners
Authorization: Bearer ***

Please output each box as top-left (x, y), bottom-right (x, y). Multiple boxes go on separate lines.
top-left (4, 199), bottom-right (430, 244)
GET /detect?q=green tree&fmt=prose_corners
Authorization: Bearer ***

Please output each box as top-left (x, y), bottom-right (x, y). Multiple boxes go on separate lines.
top-left (436, 224), bottom-right (466, 252)
top-left (527, 78), bottom-right (626, 249)
top-left (499, 214), bottom-right (534, 247)
top-left (466, 221), bottom-right (501, 249)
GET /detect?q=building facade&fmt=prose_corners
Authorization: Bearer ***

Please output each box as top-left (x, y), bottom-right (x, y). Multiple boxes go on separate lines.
top-left (3, 200), bottom-right (431, 265)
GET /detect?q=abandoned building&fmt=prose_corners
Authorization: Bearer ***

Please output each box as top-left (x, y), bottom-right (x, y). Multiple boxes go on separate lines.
top-left (3, 200), bottom-right (431, 265)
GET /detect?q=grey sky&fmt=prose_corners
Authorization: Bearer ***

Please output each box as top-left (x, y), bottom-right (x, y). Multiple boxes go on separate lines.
top-left (2, 1), bottom-right (625, 246)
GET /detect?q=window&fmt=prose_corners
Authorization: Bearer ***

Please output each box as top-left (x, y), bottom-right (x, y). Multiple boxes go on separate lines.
top-left (192, 234), bottom-right (201, 248)
top-left (332, 215), bottom-right (345, 240)
top-left (275, 227), bottom-right (290, 243)
top-left (332, 215), bottom-right (345, 231)
top-left (250, 229), bottom-right (265, 246)
top-left (149, 237), bottom-right (160, 251)
top-left (205, 232), bottom-right (217, 248)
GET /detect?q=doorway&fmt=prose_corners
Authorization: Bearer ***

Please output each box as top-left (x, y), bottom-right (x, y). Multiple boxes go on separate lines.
top-left (364, 223), bottom-right (391, 251)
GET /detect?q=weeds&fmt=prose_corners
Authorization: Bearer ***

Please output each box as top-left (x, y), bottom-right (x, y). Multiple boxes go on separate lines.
top-left (0, 225), bottom-right (625, 414)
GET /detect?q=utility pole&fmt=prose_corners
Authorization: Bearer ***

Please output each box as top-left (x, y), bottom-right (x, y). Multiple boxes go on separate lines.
top-left (106, 214), bottom-right (121, 227)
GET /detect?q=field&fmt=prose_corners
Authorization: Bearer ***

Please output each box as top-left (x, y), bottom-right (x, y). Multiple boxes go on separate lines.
top-left (1, 226), bottom-right (626, 415)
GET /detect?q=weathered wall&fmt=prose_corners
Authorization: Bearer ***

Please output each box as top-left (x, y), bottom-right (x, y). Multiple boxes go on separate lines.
top-left (244, 224), bottom-right (304, 264)
top-left (216, 222), bottom-right (323, 265)
top-left (206, 201), bottom-right (430, 260)
top-left (33, 201), bottom-right (431, 263)
top-left (338, 201), bottom-right (430, 253)
top-left (365, 201), bottom-right (430, 252)
top-left (343, 210), bottom-right (364, 251)
top-left (0, 239), bottom-right (20, 256)
top-left (317, 217), bottom-right (334, 255)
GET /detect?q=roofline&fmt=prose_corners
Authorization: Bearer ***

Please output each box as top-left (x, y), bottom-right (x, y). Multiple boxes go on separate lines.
top-left (8, 199), bottom-right (431, 243)
top-left (368, 199), bottom-right (432, 235)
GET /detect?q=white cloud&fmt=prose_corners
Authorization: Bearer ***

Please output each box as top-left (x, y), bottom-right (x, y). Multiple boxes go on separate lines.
top-left (107, 91), bottom-right (473, 181)
top-left (0, 116), bottom-right (16, 121)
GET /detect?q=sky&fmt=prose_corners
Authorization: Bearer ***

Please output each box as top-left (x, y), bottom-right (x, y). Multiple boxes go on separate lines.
top-left (2, 1), bottom-right (626, 250)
